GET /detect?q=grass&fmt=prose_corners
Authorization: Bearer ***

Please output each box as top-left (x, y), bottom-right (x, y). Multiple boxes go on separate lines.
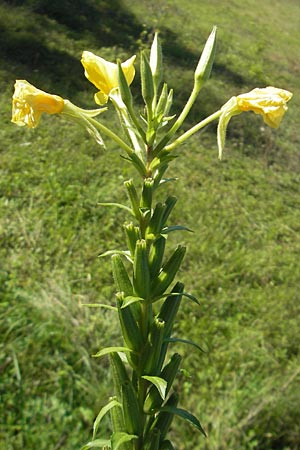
top-left (1, 0), bottom-right (300, 449)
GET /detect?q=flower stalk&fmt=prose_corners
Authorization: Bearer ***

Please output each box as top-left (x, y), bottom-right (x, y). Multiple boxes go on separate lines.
top-left (11, 26), bottom-right (293, 450)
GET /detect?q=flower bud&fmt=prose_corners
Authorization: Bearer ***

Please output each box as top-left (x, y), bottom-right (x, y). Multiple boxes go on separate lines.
top-left (194, 26), bottom-right (217, 90)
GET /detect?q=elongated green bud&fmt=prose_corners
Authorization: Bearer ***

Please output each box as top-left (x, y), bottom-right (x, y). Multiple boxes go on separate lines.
top-left (158, 282), bottom-right (184, 338)
top-left (111, 254), bottom-right (133, 297)
top-left (194, 26), bottom-right (217, 90)
top-left (133, 239), bottom-right (150, 299)
top-left (155, 83), bottom-right (168, 118)
top-left (151, 246), bottom-right (186, 298)
top-left (109, 353), bottom-right (130, 400)
top-left (150, 32), bottom-right (163, 92)
top-left (142, 317), bottom-right (165, 374)
top-left (124, 222), bottom-right (140, 257)
top-left (150, 392), bottom-right (179, 440)
top-left (124, 179), bottom-right (141, 220)
top-left (141, 51), bottom-right (155, 115)
top-left (117, 293), bottom-right (143, 353)
top-left (161, 196), bottom-right (177, 228)
top-left (144, 353), bottom-right (182, 413)
top-left (141, 178), bottom-right (154, 210)
top-left (117, 60), bottom-right (133, 108)
top-left (147, 202), bottom-right (165, 236)
top-left (121, 380), bottom-right (143, 436)
top-left (149, 235), bottom-right (166, 278)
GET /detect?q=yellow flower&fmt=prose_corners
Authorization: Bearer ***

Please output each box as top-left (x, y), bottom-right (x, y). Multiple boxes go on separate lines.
top-left (12, 80), bottom-right (65, 128)
top-left (236, 86), bottom-right (293, 128)
top-left (81, 51), bottom-right (136, 105)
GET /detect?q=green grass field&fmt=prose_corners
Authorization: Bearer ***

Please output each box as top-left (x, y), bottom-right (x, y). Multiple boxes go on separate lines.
top-left (1, 1), bottom-right (300, 449)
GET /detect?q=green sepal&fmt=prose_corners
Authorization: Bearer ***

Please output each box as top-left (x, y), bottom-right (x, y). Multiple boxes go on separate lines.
top-left (151, 246), bottom-right (186, 298)
top-left (93, 398), bottom-right (121, 440)
top-left (124, 179), bottom-right (141, 220)
top-left (133, 239), bottom-right (150, 299)
top-left (121, 380), bottom-right (143, 436)
top-left (111, 254), bottom-right (133, 297)
top-left (117, 293), bottom-right (143, 354)
top-left (141, 51), bottom-right (155, 117)
top-left (123, 222), bottom-right (140, 257)
top-left (144, 353), bottom-right (182, 413)
top-left (111, 432), bottom-right (138, 450)
top-left (141, 317), bottom-right (165, 374)
top-left (149, 392), bottom-right (179, 440)
top-left (149, 235), bottom-right (166, 278)
top-left (117, 60), bottom-right (133, 108)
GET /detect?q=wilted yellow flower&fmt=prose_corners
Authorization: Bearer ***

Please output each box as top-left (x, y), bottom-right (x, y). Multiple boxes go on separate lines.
top-left (236, 86), bottom-right (293, 128)
top-left (81, 51), bottom-right (136, 105)
top-left (12, 80), bottom-right (65, 128)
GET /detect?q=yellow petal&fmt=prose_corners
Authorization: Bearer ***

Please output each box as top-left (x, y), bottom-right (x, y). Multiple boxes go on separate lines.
top-left (12, 80), bottom-right (64, 128)
top-left (81, 51), bottom-right (136, 104)
top-left (236, 86), bottom-right (293, 128)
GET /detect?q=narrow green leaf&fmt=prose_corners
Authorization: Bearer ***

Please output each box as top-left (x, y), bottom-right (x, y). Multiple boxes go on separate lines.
top-left (93, 399), bottom-right (121, 439)
top-left (98, 202), bottom-right (133, 215)
top-left (161, 225), bottom-right (193, 234)
top-left (80, 438), bottom-right (111, 450)
top-left (81, 303), bottom-right (117, 311)
top-left (165, 337), bottom-right (206, 353)
top-left (99, 250), bottom-right (133, 263)
top-left (121, 296), bottom-right (144, 308)
top-left (159, 406), bottom-right (207, 437)
top-left (142, 376), bottom-right (167, 400)
top-left (152, 291), bottom-right (200, 306)
top-left (93, 347), bottom-right (134, 358)
top-left (111, 432), bottom-right (138, 450)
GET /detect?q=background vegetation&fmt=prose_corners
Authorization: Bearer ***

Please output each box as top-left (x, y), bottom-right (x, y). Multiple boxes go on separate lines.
top-left (1, 0), bottom-right (300, 449)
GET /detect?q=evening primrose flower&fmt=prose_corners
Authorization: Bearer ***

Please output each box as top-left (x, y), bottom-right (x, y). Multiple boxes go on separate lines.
top-left (12, 80), bottom-right (65, 128)
top-left (218, 86), bottom-right (293, 158)
top-left (81, 51), bottom-right (136, 105)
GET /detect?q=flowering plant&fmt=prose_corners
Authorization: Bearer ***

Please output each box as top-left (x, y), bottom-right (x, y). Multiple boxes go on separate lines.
top-left (12, 27), bottom-right (292, 450)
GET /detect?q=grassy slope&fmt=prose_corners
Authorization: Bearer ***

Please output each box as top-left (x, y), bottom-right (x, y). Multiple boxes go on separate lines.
top-left (1, 0), bottom-right (300, 449)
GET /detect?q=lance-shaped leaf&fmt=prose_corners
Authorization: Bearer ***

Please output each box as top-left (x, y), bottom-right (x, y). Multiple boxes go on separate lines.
top-left (165, 337), bottom-right (206, 353)
top-left (142, 376), bottom-right (167, 400)
top-left (158, 282), bottom-right (184, 338)
top-left (109, 353), bottom-right (130, 400)
top-left (93, 346), bottom-right (134, 358)
top-left (93, 398), bottom-right (121, 440)
top-left (80, 438), bottom-right (111, 450)
top-left (121, 380), bottom-right (143, 436)
top-left (151, 247), bottom-right (186, 298)
top-left (159, 406), bottom-right (207, 437)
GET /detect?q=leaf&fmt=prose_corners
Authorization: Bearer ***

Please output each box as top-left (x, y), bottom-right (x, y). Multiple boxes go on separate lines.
top-left (80, 438), bottom-right (111, 450)
top-left (159, 406), bottom-right (207, 437)
top-left (81, 303), bottom-right (117, 312)
top-left (121, 296), bottom-right (144, 308)
top-left (93, 399), bottom-right (121, 439)
top-left (99, 249), bottom-right (133, 263)
top-left (142, 376), bottom-right (167, 400)
top-left (165, 337), bottom-right (206, 353)
top-left (93, 347), bottom-right (134, 358)
top-left (152, 291), bottom-right (200, 306)
top-left (111, 432), bottom-right (138, 450)
top-left (161, 225), bottom-right (193, 234)
top-left (98, 202), bottom-right (133, 215)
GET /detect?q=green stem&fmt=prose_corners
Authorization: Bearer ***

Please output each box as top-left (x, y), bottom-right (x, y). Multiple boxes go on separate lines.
top-left (153, 83), bottom-right (200, 155)
top-left (165, 109), bottom-right (222, 151)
